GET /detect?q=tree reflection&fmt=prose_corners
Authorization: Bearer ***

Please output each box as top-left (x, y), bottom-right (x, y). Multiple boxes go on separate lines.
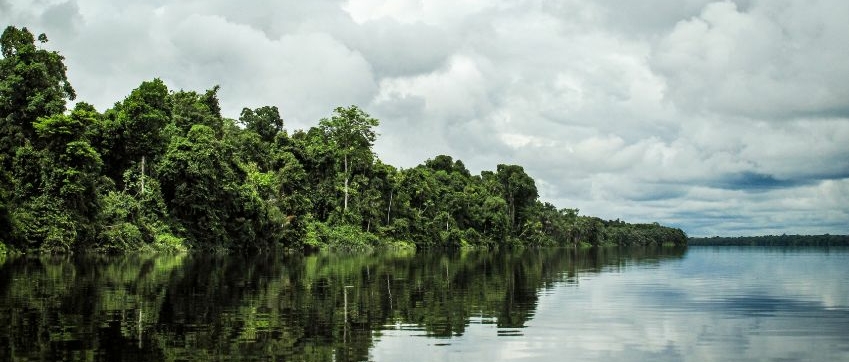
top-left (0, 246), bottom-right (686, 361)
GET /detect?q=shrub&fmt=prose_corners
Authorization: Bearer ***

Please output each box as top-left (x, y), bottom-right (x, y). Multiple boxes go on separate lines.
top-left (153, 232), bottom-right (187, 253)
top-left (98, 222), bottom-right (144, 252)
top-left (303, 219), bottom-right (330, 249)
top-left (303, 220), bottom-right (380, 250)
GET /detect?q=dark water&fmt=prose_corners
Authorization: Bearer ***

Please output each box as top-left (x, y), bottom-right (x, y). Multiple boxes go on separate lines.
top-left (1, 247), bottom-right (847, 361)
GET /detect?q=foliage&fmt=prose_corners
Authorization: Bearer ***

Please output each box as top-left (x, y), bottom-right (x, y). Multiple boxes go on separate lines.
top-left (151, 232), bottom-right (188, 253)
top-left (689, 234), bottom-right (849, 246)
top-left (239, 105), bottom-right (284, 144)
top-left (95, 78), bottom-right (170, 187)
top-left (308, 221), bottom-right (380, 250)
top-left (0, 26), bottom-right (687, 253)
top-left (318, 105), bottom-right (379, 214)
top-left (597, 220), bottom-right (689, 246)
top-left (0, 26), bottom-right (75, 160)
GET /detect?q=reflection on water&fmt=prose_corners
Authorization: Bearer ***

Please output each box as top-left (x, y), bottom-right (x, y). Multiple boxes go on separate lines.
top-left (0, 246), bottom-right (846, 361)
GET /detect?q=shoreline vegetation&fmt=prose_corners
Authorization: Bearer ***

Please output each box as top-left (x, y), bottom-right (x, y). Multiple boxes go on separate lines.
top-left (689, 234), bottom-right (849, 247)
top-left (0, 25), bottom-right (687, 255)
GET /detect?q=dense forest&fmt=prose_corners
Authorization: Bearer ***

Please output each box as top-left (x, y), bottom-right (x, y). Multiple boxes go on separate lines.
top-left (689, 234), bottom-right (849, 246)
top-left (0, 26), bottom-right (687, 254)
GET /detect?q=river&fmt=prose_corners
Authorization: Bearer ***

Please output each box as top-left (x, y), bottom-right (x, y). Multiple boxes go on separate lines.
top-left (1, 246), bottom-right (847, 361)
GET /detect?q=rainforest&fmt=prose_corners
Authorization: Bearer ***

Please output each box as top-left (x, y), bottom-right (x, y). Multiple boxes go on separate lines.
top-left (0, 26), bottom-right (687, 255)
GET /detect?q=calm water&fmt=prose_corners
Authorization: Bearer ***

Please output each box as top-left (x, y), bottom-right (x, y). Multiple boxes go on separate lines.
top-left (1, 247), bottom-right (847, 361)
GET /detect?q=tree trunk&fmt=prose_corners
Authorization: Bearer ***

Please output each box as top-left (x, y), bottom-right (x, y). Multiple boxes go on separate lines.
top-left (386, 189), bottom-right (393, 225)
top-left (343, 153), bottom-right (349, 212)
top-left (140, 155), bottom-right (146, 194)
top-left (508, 190), bottom-right (515, 230)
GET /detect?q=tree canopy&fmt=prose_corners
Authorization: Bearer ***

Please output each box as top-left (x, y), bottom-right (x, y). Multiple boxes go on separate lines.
top-left (0, 26), bottom-right (687, 253)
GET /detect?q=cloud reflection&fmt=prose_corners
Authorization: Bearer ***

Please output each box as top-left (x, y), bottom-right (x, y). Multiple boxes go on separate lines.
top-left (371, 247), bottom-right (849, 361)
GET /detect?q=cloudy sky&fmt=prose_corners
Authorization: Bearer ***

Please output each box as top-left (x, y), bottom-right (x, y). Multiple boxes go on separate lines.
top-left (3, 0), bottom-right (848, 236)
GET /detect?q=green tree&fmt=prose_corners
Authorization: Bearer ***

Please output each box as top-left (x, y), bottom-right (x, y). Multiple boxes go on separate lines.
top-left (318, 106), bottom-right (379, 215)
top-left (169, 87), bottom-right (224, 136)
top-left (559, 208), bottom-right (580, 245)
top-left (9, 104), bottom-right (103, 251)
top-left (234, 106), bottom-right (288, 173)
top-left (495, 164), bottom-right (538, 236)
top-left (1, 27), bottom-right (77, 249)
top-left (0, 27), bottom-right (693, 252)
top-left (157, 124), bottom-right (237, 246)
top-left (239, 105), bottom-right (284, 144)
top-left (96, 79), bottom-right (170, 189)
top-left (32, 104), bottom-right (103, 217)
top-left (0, 169), bottom-right (10, 244)
top-left (271, 151), bottom-right (311, 244)
top-left (0, 26), bottom-right (75, 157)
top-left (289, 127), bottom-right (337, 222)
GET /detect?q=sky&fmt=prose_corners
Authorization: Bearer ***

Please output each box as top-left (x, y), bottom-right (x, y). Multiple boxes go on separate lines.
top-left (2, 0), bottom-right (848, 237)
top-left (371, 249), bottom-right (849, 361)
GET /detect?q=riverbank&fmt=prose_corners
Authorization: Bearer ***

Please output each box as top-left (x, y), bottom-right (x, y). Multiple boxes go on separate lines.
top-left (689, 234), bottom-right (849, 246)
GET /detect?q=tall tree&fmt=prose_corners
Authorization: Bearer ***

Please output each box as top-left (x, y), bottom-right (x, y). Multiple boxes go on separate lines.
top-left (96, 79), bottom-right (171, 188)
top-left (495, 164), bottom-right (538, 235)
top-left (7, 103), bottom-right (103, 251)
top-left (32, 103), bottom-right (103, 219)
top-left (170, 87), bottom-right (224, 136)
top-left (235, 106), bottom-right (286, 173)
top-left (318, 106), bottom-right (379, 214)
top-left (0, 26), bottom-right (75, 157)
top-left (157, 124), bottom-right (237, 246)
top-left (1, 26), bottom-right (79, 251)
top-left (239, 106), bottom-right (284, 144)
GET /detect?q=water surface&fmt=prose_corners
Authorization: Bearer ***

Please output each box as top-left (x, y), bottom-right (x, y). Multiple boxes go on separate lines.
top-left (1, 247), bottom-right (846, 361)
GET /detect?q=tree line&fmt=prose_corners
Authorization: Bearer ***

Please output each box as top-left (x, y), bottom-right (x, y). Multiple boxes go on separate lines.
top-left (689, 234), bottom-right (848, 247)
top-left (0, 26), bottom-right (687, 253)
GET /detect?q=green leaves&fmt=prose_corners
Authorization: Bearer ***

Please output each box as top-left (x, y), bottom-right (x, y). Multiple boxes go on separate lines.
top-left (0, 26), bottom-right (686, 252)
top-left (0, 26), bottom-right (75, 154)
top-left (319, 105), bottom-right (379, 154)
top-left (495, 164), bottom-right (538, 234)
top-left (317, 105), bottom-right (381, 214)
top-left (240, 105), bottom-right (284, 144)
top-left (117, 79), bottom-right (171, 157)
top-left (158, 124), bottom-right (231, 244)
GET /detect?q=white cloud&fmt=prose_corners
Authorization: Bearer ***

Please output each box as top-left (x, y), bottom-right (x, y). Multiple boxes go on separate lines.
top-left (652, 0), bottom-right (849, 118)
top-left (344, 0), bottom-right (504, 25)
top-left (376, 55), bottom-right (487, 119)
top-left (2, 0), bottom-right (847, 236)
top-left (371, 249), bottom-right (849, 360)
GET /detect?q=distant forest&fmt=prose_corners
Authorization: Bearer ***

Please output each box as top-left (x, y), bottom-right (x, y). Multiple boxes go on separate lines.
top-left (0, 26), bottom-right (686, 254)
top-left (689, 234), bottom-right (849, 246)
